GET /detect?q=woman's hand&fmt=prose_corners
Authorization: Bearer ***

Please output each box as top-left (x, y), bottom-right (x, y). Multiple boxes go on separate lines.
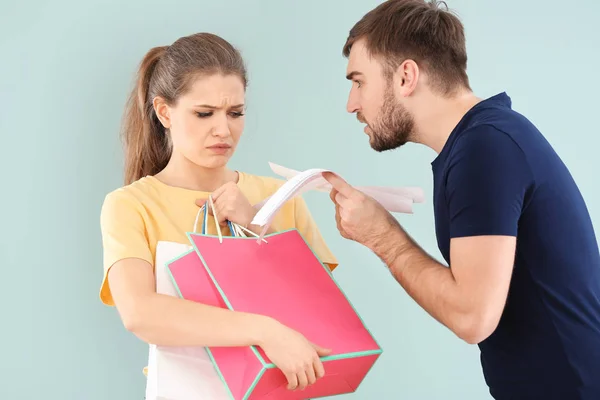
top-left (196, 182), bottom-right (256, 228)
top-left (256, 317), bottom-right (331, 391)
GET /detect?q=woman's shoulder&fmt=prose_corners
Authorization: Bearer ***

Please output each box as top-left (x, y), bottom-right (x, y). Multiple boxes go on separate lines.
top-left (238, 171), bottom-right (286, 196)
top-left (101, 176), bottom-right (160, 212)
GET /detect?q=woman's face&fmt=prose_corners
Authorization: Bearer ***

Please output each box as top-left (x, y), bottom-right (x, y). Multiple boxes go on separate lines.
top-left (156, 73), bottom-right (246, 169)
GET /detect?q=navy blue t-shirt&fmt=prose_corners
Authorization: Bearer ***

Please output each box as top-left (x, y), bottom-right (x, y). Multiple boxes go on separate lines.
top-left (431, 92), bottom-right (600, 399)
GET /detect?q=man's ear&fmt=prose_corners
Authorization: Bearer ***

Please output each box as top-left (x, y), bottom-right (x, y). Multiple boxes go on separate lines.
top-left (395, 59), bottom-right (420, 97)
top-left (153, 96), bottom-right (171, 129)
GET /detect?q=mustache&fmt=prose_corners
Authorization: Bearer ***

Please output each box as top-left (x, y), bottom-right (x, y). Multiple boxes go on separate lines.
top-left (357, 112), bottom-right (367, 124)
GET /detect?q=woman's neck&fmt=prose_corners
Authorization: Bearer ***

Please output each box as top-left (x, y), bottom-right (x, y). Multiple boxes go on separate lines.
top-left (155, 155), bottom-right (238, 192)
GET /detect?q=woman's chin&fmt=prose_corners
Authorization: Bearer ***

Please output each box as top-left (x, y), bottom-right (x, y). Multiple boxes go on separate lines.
top-left (197, 155), bottom-right (230, 169)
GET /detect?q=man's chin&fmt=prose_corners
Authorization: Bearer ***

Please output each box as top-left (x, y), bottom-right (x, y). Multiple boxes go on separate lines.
top-left (370, 137), bottom-right (407, 152)
top-left (370, 141), bottom-right (391, 153)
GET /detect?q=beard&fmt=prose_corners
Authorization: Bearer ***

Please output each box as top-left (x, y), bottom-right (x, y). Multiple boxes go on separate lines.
top-left (359, 87), bottom-right (415, 152)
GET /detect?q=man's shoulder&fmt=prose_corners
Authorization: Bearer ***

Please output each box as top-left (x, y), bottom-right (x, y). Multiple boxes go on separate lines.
top-left (445, 121), bottom-right (525, 165)
top-left (434, 118), bottom-right (536, 192)
top-left (457, 104), bottom-right (542, 150)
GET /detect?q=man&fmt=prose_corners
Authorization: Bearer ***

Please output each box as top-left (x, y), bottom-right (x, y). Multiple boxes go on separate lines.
top-left (322, 1), bottom-right (600, 399)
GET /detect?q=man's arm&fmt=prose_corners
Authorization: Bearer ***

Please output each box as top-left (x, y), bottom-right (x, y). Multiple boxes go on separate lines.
top-left (371, 222), bottom-right (516, 344)
top-left (375, 126), bottom-right (531, 343)
top-left (325, 125), bottom-right (533, 344)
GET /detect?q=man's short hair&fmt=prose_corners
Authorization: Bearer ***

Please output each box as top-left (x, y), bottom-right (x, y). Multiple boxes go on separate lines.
top-left (343, 0), bottom-right (471, 95)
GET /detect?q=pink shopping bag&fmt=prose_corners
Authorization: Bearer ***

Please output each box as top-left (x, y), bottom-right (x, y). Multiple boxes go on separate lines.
top-left (166, 212), bottom-right (382, 399)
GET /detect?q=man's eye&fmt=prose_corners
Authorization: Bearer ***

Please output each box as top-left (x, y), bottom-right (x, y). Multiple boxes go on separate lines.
top-left (230, 112), bottom-right (245, 118)
top-left (196, 112), bottom-right (212, 118)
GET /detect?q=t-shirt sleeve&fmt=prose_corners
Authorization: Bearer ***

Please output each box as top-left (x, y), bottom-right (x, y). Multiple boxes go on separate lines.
top-left (446, 125), bottom-right (534, 238)
top-left (99, 190), bottom-right (153, 306)
top-left (293, 195), bottom-right (339, 271)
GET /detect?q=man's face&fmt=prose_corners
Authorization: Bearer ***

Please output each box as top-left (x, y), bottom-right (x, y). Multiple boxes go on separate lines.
top-left (345, 39), bottom-right (415, 151)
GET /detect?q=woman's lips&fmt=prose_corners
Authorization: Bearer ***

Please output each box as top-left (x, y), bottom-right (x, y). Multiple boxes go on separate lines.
top-left (207, 144), bottom-right (231, 154)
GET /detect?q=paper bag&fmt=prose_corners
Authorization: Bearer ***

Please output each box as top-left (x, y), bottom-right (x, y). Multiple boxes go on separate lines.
top-left (167, 222), bottom-right (382, 399)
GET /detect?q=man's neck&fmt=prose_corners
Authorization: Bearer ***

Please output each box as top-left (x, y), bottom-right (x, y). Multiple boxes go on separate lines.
top-left (412, 90), bottom-right (482, 154)
top-left (156, 155), bottom-right (237, 192)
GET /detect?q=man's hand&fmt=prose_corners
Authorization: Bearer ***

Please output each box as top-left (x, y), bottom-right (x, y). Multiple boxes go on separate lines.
top-left (322, 172), bottom-right (399, 249)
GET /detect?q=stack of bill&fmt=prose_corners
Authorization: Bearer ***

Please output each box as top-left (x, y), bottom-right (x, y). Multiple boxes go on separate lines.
top-left (250, 162), bottom-right (425, 239)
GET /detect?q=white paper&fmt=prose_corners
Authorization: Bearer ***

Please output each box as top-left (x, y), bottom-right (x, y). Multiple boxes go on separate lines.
top-left (250, 162), bottom-right (425, 229)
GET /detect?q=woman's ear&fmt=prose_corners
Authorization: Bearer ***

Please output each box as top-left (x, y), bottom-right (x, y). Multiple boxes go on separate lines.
top-left (153, 96), bottom-right (171, 129)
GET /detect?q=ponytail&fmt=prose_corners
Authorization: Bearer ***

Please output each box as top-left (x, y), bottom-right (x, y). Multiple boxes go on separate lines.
top-left (120, 45), bottom-right (171, 185)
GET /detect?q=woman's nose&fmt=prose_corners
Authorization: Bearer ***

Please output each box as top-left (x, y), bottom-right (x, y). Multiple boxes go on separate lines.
top-left (212, 115), bottom-right (231, 137)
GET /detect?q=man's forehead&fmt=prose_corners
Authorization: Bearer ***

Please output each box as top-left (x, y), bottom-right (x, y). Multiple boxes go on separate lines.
top-left (345, 39), bottom-right (376, 76)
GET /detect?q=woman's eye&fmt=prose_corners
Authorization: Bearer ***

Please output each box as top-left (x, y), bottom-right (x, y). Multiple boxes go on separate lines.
top-left (196, 111), bottom-right (244, 118)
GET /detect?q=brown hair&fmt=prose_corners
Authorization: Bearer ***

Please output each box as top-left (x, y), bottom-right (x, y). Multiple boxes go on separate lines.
top-left (120, 32), bottom-right (248, 185)
top-left (343, 0), bottom-right (470, 95)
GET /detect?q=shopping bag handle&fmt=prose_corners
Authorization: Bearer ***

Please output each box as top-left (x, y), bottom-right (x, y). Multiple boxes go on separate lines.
top-left (192, 195), bottom-right (267, 244)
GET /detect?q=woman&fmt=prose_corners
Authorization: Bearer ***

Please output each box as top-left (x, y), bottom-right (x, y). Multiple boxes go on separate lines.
top-left (99, 32), bottom-right (338, 395)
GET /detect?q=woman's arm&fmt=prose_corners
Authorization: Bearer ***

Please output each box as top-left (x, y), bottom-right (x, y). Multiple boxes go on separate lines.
top-left (101, 190), bottom-right (330, 390)
top-left (108, 258), bottom-right (270, 347)
top-left (108, 258), bottom-right (331, 390)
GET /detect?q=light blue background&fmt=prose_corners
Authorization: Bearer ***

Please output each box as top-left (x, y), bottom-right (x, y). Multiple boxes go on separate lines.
top-left (2, 0), bottom-right (598, 399)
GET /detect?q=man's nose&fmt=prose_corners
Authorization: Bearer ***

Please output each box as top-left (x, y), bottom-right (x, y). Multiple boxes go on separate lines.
top-left (347, 91), bottom-right (360, 114)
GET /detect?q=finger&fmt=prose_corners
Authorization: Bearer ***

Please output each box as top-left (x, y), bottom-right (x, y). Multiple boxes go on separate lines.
top-left (322, 172), bottom-right (354, 197)
top-left (338, 206), bottom-right (351, 222)
top-left (314, 345), bottom-right (332, 357)
top-left (329, 188), bottom-right (338, 203)
top-left (285, 372), bottom-right (298, 390)
top-left (335, 205), bottom-right (342, 227)
top-left (206, 195), bottom-right (225, 224)
top-left (313, 356), bottom-right (325, 379)
top-left (334, 204), bottom-right (344, 235)
top-left (334, 190), bottom-right (349, 206)
top-left (296, 371), bottom-right (308, 391)
top-left (211, 200), bottom-right (228, 225)
top-left (210, 181), bottom-right (234, 202)
top-left (203, 195), bottom-right (214, 215)
top-left (195, 199), bottom-right (206, 208)
top-left (305, 362), bottom-right (317, 386)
